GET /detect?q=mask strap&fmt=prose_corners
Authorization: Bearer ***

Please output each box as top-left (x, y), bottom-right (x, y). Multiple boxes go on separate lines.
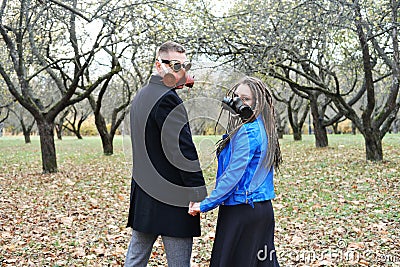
top-left (158, 57), bottom-right (170, 74)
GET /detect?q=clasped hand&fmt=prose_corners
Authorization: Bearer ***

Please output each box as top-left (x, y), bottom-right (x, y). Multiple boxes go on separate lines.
top-left (188, 202), bottom-right (201, 216)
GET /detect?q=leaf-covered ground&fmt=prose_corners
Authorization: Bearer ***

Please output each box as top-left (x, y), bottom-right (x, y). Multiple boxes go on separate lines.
top-left (0, 134), bottom-right (399, 266)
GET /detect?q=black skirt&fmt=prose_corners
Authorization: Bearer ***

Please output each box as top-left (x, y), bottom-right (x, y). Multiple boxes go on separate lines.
top-left (209, 200), bottom-right (280, 267)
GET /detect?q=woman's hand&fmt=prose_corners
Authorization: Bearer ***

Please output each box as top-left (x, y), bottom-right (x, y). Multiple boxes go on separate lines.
top-left (188, 202), bottom-right (201, 216)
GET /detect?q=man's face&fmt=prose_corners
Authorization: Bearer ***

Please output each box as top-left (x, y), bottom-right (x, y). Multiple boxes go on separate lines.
top-left (155, 51), bottom-right (188, 82)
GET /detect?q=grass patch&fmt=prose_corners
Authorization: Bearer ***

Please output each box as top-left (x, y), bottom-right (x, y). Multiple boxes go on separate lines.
top-left (0, 134), bottom-right (399, 266)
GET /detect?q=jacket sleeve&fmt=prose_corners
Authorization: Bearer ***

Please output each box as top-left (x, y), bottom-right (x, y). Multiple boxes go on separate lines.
top-left (154, 91), bottom-right (207, 201)
top-left (200, 125), bottom-right (259, 212)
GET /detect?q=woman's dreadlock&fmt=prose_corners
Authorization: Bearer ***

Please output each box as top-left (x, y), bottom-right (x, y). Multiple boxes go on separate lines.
top-left (216, 76), bottom-right (282, 170)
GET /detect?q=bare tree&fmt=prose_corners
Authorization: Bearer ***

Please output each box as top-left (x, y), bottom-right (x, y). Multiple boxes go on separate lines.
top-left (64, 101), bottom-right (92, 139)
top-left (311, 0), bottom-right (400, 160)
top-left (8, 102), bottom-right (36, 143)
top-left (0, 107), bottom-right (8, 124)
top-left (55, 109), bottom-right (69, 140)
top-left (88, 72), bottom-right (135, 155)
top-left (273, 89), bottom-right (310, 141)
top-left (0, 0), bottom-right (121, 172)
top-left (193, 0), bottom-right (399, 161)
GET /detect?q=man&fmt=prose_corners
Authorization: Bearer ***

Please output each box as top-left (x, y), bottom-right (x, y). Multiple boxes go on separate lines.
top-left (125, 41), bottom-right (207, 267)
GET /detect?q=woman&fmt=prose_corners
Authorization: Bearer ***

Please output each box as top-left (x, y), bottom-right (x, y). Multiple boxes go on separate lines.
top-left (189, 76), bottom-right (282, 267)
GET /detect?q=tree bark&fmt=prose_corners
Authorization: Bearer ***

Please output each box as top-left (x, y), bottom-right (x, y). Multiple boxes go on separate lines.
top-left (293, 129), bottom-right (302, 141)
top-left (286, 97), bottom-right (309, 142)
top-left (94, 114), bottom-right (114, 155)
top-left (95, 115), bottom-right (114, 155)
top-left (56, 125), bottom-right (63, 140)
top-left (332, 122), bottom-right (340, 134)
top-left (76, 130), bottom-right (83, 139)
top-left (363, 130), bottom-right (383, 161)
top-left (351, 123), bottom-right (357, 135)
top-left (37, 120), bottom-right (57, 173)
top-left (64, 118), bottom-right (84, 139)
top-left (24, 133), bottom-right (31, 143)
top-left (353, 2), bottom-right (385, 161)
top-left (392, 119), bottom-right (399, 133)
top-left (101, 134), bottom-right (114, 155)
top-left (310, 101), bottom-right (328, 147)
top-left (22, 124), bottom-right (31, 143)
top-left (314, 122), bottom-right (328, 147)
top-left (20, 122), bottom-right (31, 143)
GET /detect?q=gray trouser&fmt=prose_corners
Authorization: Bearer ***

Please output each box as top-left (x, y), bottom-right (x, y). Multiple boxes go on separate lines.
top-left (124, 229), bottom-right (193, 267)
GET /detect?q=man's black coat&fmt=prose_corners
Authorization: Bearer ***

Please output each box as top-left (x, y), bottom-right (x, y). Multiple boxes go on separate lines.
top-left (127, 75), bottom-right (206, 237)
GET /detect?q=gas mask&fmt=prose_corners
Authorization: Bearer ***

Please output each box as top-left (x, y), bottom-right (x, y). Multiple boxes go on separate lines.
top-left (222, 96), bottom-right (254, 120)
top-left (158, 57), bottom-right (195, 89)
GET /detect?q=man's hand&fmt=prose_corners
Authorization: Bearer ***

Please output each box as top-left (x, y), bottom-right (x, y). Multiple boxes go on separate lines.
top-left (188, 201), bottom-right (201, 216)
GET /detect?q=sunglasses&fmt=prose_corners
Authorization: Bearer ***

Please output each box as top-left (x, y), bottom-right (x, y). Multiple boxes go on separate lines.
top-left (159, 59), bottom-right (192, 72)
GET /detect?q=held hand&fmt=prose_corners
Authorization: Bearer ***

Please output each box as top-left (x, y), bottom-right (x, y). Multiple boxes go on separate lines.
top-left (188, 202), bottom-right (201, 216)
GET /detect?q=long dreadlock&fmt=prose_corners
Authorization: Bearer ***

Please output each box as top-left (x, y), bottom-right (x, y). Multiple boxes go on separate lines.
top-left (216, 76), bottom-right (282, 170)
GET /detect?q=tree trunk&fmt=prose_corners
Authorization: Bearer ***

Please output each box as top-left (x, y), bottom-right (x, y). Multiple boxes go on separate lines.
top-left (275, 114), bottom-right (284, 139)
top-left (277, 128), bottom-right (284, 139)
top-left (21, 123), bottom-right (31, 143)
top-left (76, 121), bottom-right (84, 139)
top-left (24, 132), bottom-right (31, 143)
top-left (392, 119), bottom-right (399, 133)
top-left (68, 125), bottom-right (83, 139)
top-left (37, 120), bottom-right (58, 173)
top-left (287, 107), bottom-right (302, 141)
top-left (293, 127), bottom-right (302, 141)
top-left (363, 130), bottom-right (383, 161)
top-left (314, 123), bottom-right (328, 147)
top-left (94, 116), bottom-right (114, 155)
top-left (56, 125), bottom-right (63, 140)
top-left (332, 123), bottom-right (340, 134)
top-left (310, 102), bottom-right (328, 147)
top-left (76, 131), bottom-right (83, 139)
top-left (351, 122), bottom-right (357, 135)
top-left (100, 133), bottom-right (113, 155)
top-left (0, 122), bottom-right (4, 137)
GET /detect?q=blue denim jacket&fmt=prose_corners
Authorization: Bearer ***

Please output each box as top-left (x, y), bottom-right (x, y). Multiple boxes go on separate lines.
top-left (200, 116), bottom-right (276, 213)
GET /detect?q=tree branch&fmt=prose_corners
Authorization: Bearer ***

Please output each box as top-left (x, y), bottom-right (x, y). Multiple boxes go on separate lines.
top-left (47, 0), bottom-right (91, 22)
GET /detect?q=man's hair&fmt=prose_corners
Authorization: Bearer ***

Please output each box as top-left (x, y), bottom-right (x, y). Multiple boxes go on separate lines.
top-left (157, 41), bottom-right (186, 58)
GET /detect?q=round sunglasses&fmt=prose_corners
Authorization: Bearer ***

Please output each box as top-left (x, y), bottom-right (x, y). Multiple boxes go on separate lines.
top-left (159, 59), bottom-right (192, 72)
